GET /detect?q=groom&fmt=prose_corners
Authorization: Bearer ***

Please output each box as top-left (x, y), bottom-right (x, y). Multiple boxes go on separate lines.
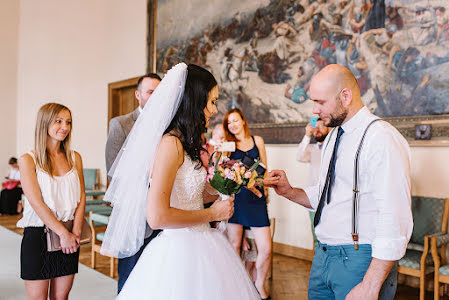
top-left (105, 73), bottom-right (161, 293)
top-left (265, 64), bottom-right (413, 300)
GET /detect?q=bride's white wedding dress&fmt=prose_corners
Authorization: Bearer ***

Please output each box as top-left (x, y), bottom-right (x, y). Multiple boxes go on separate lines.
top-left (117, 155), bottom-right (260, 299)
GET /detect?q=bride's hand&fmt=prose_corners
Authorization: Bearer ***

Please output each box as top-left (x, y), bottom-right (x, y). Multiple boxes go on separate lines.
top-left (210, 196), bottom-right (234, 221)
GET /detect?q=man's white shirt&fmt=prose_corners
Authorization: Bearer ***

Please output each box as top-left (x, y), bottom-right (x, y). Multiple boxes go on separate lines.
top-left (304, 107), bottom-right (413, 261)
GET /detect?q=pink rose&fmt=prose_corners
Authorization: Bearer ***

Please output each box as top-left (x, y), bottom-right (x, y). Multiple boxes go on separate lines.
top-left (225, 172), bottom-right (236, 180)
top-left (208, 167), bottom-right (215, 174)
top-left (244, 171), bottom-right (252, 179)
top-left (206, 174), bottom-right (213, 182)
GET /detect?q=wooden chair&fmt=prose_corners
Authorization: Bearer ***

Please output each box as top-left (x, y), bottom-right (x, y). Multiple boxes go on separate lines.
top-left (428, 198), bottom-right (449, 300)
top-left (398, 196), bottom-right (449, 300)
top-left (309, 211), bottom-right (318, 249)
top-left (88, 211), bottom-right (116, 277)
top-left (83, 168), bottom-right (106, 200)
top-left (85, 203), bottom-right (112, 217)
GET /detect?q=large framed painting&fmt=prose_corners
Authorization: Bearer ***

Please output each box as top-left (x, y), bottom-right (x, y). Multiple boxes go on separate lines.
top-left (148, 0), bottom-right (449, 145)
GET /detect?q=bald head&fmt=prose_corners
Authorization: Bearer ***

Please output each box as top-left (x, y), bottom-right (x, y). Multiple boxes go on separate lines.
top-left (310, 64), bottom-right (364, 127)
top-left (311, 64), bottom-right (361, 101)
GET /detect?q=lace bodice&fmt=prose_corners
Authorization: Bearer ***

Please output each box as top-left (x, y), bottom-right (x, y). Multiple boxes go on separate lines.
top-left (168, 155), bottom-right (210, 231)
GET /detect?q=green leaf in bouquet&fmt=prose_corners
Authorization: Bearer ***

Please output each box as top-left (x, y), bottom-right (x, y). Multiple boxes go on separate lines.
top-left (209, 172), bottom-right (226, 194)
top-left (224, 177), bottom-right (241, 194)
top-left (209, 171), bottom-right (242, 195)
top-left (249, 158), bottom-right (261, 173)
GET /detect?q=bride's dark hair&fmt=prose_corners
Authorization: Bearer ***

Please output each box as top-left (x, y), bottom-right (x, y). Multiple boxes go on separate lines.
top-left (165, 64), bottom-right (217, 167)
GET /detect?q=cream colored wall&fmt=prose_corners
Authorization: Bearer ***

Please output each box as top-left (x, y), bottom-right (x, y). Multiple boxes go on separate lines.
top-left (267, 145), bottom-right (449, 250)
top-left (16, 0), bottom-right (148, 184)
top-left (0, 0), bottom-right (19, 175)
top-left (13, 0), bottom-right (449, 250)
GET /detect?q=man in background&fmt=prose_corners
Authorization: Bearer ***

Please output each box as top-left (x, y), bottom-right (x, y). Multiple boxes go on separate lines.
top-left (105, 73), bottom-right (161, 293)
top-left (297, 118), bottom-right (330, 187)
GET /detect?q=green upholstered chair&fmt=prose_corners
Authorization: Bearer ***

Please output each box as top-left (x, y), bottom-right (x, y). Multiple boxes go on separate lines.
top-left (85, 203), bottom-right (112, 217)
top-left (83, 168), bottom-right (106, 200)
top-left (309, 211), bottom-right (318, 249)
top-left (398, 196), bottom-right (449, 300)
top-left (428, 199), bottom-right (449, 300)
top-left (89, 211), bottom-right (116, 277)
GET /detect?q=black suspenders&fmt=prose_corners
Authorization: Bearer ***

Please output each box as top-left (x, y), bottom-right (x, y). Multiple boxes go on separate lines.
top-left (351, 118), bottom-right (382, 249)
top-left (320, 118), bottom-right (383, 250)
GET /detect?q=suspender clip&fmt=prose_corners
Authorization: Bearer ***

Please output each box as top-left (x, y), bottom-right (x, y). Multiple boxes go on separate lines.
top-left (352, 234), bottom-right (359, 250)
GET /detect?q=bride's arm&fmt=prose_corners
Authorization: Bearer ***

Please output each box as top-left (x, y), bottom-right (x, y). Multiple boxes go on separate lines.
top-left (147, 135), bottom-right (233, 229)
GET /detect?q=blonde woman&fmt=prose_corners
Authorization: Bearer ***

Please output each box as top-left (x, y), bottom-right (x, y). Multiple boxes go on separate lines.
top-left (17, 103), bottom-right (86, 299)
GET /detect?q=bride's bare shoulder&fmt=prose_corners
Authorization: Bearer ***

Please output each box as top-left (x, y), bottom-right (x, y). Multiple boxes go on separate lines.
top-left (159, 132), bottom-right (184, 163)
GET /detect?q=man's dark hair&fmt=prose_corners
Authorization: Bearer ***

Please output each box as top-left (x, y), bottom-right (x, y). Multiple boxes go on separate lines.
top-left (137, 73), bottom-right (162, 90)
top-left (9, 157), bottom-right (17, 165)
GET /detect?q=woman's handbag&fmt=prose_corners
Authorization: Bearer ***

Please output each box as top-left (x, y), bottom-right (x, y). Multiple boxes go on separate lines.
top-left (2, 180), bottom-right (19, 190)
top-left (46, 219), bottom-right (91, 252)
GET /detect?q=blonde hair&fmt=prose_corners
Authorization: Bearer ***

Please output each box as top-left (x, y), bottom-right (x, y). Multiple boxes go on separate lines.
top-left (34, 103), bottom-right (74, 176)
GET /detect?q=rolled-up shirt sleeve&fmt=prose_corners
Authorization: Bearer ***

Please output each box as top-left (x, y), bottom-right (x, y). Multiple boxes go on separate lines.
top-left (304, 184), bottom-right (320, 211)
top-left (368, 130), bottom-right (413, 261)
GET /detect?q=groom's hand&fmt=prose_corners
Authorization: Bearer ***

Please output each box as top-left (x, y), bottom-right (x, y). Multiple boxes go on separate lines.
top-left (264, 170), bottom-right (292, 198)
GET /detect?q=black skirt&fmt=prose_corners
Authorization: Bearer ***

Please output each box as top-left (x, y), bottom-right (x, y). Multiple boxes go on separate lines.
top-left (21, 227), bottom-right (79, 280)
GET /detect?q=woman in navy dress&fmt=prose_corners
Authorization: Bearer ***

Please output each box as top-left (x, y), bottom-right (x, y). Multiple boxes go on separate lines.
top-left (223, 108), bottom-right (271, 300)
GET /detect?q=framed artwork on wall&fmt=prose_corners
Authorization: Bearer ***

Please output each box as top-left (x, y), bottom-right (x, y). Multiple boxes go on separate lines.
top-left (148, 0), bottom-right (449, 145)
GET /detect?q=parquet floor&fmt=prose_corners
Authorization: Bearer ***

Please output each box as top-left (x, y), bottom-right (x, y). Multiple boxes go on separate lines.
top-left (1, 214), bottom-right (445, 299)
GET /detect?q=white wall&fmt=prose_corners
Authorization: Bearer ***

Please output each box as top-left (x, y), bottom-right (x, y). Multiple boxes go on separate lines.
top-left (0, 0), bottom-right (19, 174)
top-left (16, 0), bottom-right (148, 184)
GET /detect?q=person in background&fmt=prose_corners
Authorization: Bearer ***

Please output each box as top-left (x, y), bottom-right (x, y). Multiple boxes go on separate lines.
top-left (297, 118), bottom-right (330, 187)
top-left (17, 103), bottom-right (86, 300)
top-left (105, 73), bottom-right (162, 293)
top-left (0, 157), bottom-right (22, 214)
top-left (210, 123), bottom-right (226, 148)
top-left (224, 108), bottom-right (272, 300)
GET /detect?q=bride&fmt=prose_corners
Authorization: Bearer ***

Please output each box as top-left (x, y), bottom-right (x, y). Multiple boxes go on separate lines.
top-left (101, 63), bottom-right (261, 299)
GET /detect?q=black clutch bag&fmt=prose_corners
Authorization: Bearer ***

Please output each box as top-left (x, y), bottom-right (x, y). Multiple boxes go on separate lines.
top-left (241, 154), bottom-right (266, 176)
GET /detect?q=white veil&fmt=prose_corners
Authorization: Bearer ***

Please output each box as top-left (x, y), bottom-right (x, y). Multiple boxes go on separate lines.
top-left (101, 63), bottom-right (187, 258)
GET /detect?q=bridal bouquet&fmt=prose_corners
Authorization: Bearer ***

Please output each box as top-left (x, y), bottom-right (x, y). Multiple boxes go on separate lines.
top-left (207, 153), bottom-right (263, 231)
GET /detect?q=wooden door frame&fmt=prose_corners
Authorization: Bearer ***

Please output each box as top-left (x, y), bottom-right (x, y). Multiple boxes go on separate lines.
top-left (107, 77), bottom-right (139, 128)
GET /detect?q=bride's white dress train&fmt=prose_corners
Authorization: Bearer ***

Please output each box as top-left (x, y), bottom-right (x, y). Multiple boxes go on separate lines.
top-left (117, 155), bottom-right (260, 299)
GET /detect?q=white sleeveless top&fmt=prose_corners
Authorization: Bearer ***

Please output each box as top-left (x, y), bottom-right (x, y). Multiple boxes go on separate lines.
top-left (17, 151), bottom-right (81, 228)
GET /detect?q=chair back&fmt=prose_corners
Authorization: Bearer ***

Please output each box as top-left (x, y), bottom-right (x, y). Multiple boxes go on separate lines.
top-left (410, 196), bottom-right (449, 245)
top-left (83, 168), bottom-right (98, 191)
top-left (309, 211), bottom-right (318, 247)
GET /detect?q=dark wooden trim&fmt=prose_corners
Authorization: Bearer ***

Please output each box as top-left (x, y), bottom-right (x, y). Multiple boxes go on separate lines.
top-left (147, 0), bottom-right (157, 73)
top-left (250, 114), bottom-right (449, 145)
top-left (250, 123), bottom-right (306, 144)
top-left (273, 242), bottom-right (314, 261)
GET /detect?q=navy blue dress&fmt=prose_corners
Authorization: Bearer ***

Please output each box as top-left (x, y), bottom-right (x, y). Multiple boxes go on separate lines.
top-left (228, 137), bottom-right (270, 227)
